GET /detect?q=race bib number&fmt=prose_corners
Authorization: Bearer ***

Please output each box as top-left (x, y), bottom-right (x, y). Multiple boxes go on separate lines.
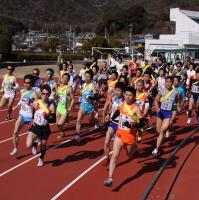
top-left (137, 100), bottom-right (144, 110)
top-left (161, 99), bottom-right (173, 111)
top-left (119, 114), bottom-right (131, 130)
top-left (192, 85), bottom-right (199, 93)
top-left (59, 96), bottom-right (66, 104)
top-left (21, 104), bottom-right (31, 112)
top-left (34, 113), bottom-right (46, 126)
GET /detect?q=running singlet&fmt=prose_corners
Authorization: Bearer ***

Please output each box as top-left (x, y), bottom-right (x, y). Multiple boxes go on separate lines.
top-left (111, 96), bottom-right (124, 122)
top-left (57, 85), bottom-right (68, 105)
top-left (80, 83), bottom-right (94, 104)
top-left (191, 79), bottom-right (199, 94)
top-left (3, 74), bottom-right (15, 92)
top-left (136, 92), bottom-right (148, 112)
top-left (47, 80), bottom-right (56, 99)
top-left (118, 102), bottom-right (138, 134)
top-left (33, 100), bottom-right (50, 126)
top-left (107, 80), bottom-right (118, 98)
top-left (19, 89), bottom-right (34, 118)
top-left (160, 88), bottom-right (176, 111)
top-left (157, 77), bottom-right (165, 91)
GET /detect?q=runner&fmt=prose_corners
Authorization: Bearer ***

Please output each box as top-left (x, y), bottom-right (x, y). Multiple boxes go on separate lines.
top-left (104, 86), bottom-right (145, 187)
top-left (0, 65), bottom-right (19, 120)
top-left (187, 69), bottom-right (199, 124)
top-left (152, 76), bottom-right (179, 157)
top-left (10, 74), bottom-right (38, 156)
top-left (56, 73), bottom-right (74, 139)
top-left (135, 79), bottom-right (150, 141)
top-left (26, 84), bottom-right (56, 166)
top-left (167, 76), bottom-right (185, 137)
top-left (44, 68), bottom-right (58, 106)
top-left (156, 68), bottom-right (166, 91)
top-left (75, 70), bottom-right (99, 142)
top-left (103, 82), bottom-right (125, 166)
top-left (32, 68), bottom-right (43, 95)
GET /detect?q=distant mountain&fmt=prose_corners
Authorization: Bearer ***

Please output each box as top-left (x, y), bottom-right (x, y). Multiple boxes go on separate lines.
top-left (0, 0), bottom-right (199, 33)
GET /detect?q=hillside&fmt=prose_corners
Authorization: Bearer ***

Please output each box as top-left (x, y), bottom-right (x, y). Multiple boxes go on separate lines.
top-left (0, 0), bottom-right (199, 33)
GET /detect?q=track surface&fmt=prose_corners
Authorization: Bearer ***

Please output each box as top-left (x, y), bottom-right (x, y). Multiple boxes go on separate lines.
top-left (0, 79), bottom-right (198, 200)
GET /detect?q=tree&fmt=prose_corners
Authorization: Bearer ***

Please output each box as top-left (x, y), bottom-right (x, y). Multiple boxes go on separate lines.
top-left (0, 27), bottom-right (12, 55)
top-left (83, 36), bottom-right (107, 52)
top-left (47, 37), bottom-right (60, 52)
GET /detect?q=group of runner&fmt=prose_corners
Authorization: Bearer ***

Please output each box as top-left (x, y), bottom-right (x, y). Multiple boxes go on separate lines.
top-left (0, 55), bottom-right (198, 186)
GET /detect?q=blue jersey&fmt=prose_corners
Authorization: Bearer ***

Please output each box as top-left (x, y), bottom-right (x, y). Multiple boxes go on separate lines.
top-left (80, 83), bottom-right (94, 104)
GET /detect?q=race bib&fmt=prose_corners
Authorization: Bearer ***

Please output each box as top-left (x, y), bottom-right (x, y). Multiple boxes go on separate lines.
top-left (119, 114), bottom-right (131, 130)
top-left (137, 100), bottom-right (144, 110)
top-left (161, 99), bottom-right (173, 111)
top-left (34, 113), bottom-right (46, 126)
top-left (59, 96), bottom-right (66, 104)
top-left (192, 85), bottom-right (199, 93)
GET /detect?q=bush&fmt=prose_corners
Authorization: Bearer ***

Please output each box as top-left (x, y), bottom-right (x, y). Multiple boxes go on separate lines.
top-left (14, 52), bottom-right (84, 61)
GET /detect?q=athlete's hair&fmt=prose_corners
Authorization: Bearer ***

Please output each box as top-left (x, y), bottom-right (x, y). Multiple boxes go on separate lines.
top-left (159, 67), bottom-right (166, 74)
top-left (166, 76), bottom-right (173, 82)
top-left (144, 70), bottom-right (151, 76)
top-left (62, 73), bottom-right (70, 79)
top-left (85, 70), bottom-right (94, 79)
top-left (124, 86), bottom-right (136, 96)
top-left (41, 84), bottom-right (51, 94)
top-left (24, 74), bottom-right (35, 85)
top-left (33, 68), bottom-right (40, 75)
top-left (173, 76), bottom-right (180, 82)
top-left (92, 65), bottom-right (99, 72)
top-left (111, 71), bottom-right (118, 78)
top-left (115, 82), bottom-right (126, 91)
top-left (7, 65), bottom-right (15, 70)
top-left (46, 68), bottom-right (54, 75)
top-left (123, 65), bottom-right (128, 70)
top-left (137, 79), bottom-right (144, 85)
top-left (137, 68), bottom-right (143, 74)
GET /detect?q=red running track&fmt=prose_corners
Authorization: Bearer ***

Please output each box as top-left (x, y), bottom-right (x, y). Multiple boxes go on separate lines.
top-left (0, 79), bottom-right (198, 199)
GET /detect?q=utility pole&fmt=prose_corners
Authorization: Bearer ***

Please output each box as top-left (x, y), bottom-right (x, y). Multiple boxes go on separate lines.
top-left (129, 23), bottom-right (133, 57)
top-left (72, 30), bottom-right (75, 54)
top-left (69, 27), bottom-right (72, 51)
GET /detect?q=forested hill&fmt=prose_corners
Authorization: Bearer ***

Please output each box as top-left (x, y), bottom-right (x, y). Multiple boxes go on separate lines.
top-left (0, 0), bottom-right (199, 33)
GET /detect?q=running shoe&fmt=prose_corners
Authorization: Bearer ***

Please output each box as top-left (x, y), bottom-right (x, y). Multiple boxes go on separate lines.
top-left (74, 135), bottom-right (81, 142)
top-left (152, 148), bottom-right (159, 157)
top-left (165, 130), bottom-right (170, 138)
top-left (10, 148), bottom-right (18, 156)
top-left (187, 118), bottom-right (192, 124)
top-left (104, 177), bottom-right (113, 187)
top-left (32, 146), bottom-right (37, 155)
top-left (95, 121), bottom-right (99, 129)
top-left (37, 158), bottom-right (44, 167)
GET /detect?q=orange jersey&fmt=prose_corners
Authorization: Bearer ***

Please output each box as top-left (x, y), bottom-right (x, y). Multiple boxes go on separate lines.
top-left (117, 102), bottom-right (138, 144)
top-left (136, 92), bottom-right (148, 112)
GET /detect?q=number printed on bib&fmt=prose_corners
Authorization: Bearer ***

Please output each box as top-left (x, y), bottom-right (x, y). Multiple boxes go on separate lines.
top-left (161, 99), bottom-right (173, 111)
top-left (59, 96), bottom-right (66, 104)
top-left (192, 85), bottom-right (199, 93)
top-left (34, 113), bottom-right (46, 126)
top-left (119, 114), bottom-right (131, 130)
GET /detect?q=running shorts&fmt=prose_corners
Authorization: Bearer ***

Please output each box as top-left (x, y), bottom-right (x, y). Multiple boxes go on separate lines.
top-left (29, 124), bottom-right (51, 140)
top-left (157, 109), bottom-right (172, 120)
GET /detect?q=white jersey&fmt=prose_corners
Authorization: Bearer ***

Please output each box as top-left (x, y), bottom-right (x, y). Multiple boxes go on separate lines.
top-left (157, 77), bottom-right (166, 91)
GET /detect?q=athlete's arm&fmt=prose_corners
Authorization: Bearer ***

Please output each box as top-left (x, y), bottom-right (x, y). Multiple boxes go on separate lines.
top-left (48, 103), bottom-right (56, 123)
top-left (67, 86), bottom-right (74, 112)
top-left (155, 91), bottom-right (162, 113)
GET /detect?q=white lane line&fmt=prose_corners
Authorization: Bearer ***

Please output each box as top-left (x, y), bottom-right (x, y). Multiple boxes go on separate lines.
top-left (0, 132), bottom-right (28, 144)
top-left (51, 151), bottom-right (113, 200)
top-left (0, 128), bottom-right (96, 177)
top-left (51, 155), bottom-right (107, 200)
top-left (0, 123), bottom-right (57, 144)
top-left (0, 119), bottom-right (15, 125)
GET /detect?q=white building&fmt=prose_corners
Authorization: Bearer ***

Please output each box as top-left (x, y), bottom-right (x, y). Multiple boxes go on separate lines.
top-left (145, 8), bottom-right (199, 62)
